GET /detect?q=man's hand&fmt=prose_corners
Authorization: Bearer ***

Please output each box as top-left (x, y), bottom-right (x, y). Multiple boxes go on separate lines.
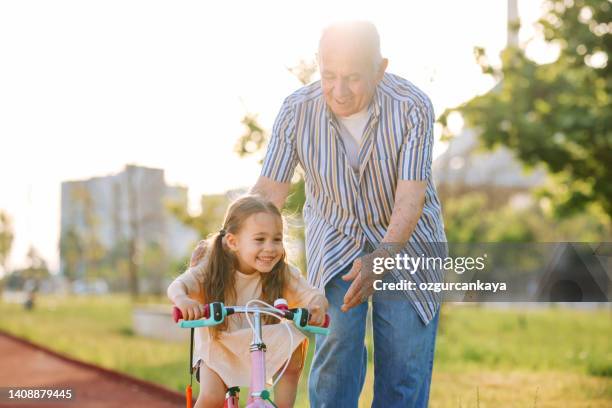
top-left (341, 248), bottom-right (391, 312)
top-left (250, 176), bottom-right (291, 210)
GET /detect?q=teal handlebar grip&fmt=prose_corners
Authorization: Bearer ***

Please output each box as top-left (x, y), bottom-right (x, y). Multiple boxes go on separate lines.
top-left (291, 308), bottom-right (330, 335)
top-left (302, 324), bottom-right (330, 335)
top-left (177, 302), bottom-right (227, 328)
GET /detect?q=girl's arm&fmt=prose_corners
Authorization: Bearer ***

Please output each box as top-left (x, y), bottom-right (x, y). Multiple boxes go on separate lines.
top-left (167, 270), bottom-right (207, 320)
top-left (284, 265), bottom-right (329, 325)
top-left (166, 278), bottom-right (193, 304)
top-left (284, 264), bottom-right (326, 306)
top-left (167, 240), bottom-right (209, 319)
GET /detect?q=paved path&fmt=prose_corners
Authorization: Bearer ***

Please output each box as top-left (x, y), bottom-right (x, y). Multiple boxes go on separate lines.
top-left (0, 331), bottom-right (184, 407)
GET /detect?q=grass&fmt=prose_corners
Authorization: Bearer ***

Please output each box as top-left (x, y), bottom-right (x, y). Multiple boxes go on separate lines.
top-left (0, 295), bottom-right (610, 407)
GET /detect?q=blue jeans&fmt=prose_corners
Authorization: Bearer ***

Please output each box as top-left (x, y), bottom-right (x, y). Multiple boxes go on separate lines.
top-left (308, 267), bottom-right (440, 408)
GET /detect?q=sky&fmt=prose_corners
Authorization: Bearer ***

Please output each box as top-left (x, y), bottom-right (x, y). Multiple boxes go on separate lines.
top-left (0, 0), bottom-right (554, 272)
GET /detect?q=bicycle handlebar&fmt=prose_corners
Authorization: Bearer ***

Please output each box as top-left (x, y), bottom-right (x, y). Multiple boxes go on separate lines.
top-left (172, 301), bottom-right (330, 336)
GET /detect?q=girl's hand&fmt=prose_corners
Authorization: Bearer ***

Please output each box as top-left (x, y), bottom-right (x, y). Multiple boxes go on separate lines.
top-left (175, 295), bottom-right (207, 320)
top-left (307, 294), bottom-right (329, 326)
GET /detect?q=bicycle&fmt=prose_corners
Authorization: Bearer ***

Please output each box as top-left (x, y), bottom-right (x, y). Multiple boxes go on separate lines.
top-left (172, 298), bottom-right (330, 408)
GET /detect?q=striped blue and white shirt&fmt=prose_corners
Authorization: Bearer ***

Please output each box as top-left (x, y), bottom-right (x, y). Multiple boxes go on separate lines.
top-left (261, 73), bottom-right (447, 324)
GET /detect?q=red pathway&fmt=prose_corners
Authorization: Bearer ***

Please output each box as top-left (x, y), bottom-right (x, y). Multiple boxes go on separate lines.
top-left (0, 331), bottom-right (184, 407)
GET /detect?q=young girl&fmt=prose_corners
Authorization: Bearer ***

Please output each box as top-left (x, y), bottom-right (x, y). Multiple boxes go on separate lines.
top-left (167, 195), bottom-right (328, 408)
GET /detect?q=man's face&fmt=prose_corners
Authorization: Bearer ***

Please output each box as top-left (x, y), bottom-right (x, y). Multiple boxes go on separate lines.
top-left (319, 41), bottom-right (385, 118)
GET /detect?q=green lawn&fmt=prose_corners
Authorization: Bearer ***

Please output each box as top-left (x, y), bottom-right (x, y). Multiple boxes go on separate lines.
top-left (0, 295), bottom-right (610, 407)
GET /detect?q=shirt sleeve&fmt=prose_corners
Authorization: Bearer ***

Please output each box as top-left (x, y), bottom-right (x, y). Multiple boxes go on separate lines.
top-left (174, 265), bottom-right (206, 303)
top-left (398, 99), bottom-right (434, 181)
top-left (260, 97), bottom-right (299, 183)
top-left (174, 243), bottom-right (210, 303)
top-left (283, 264), bottom-right (324, 308)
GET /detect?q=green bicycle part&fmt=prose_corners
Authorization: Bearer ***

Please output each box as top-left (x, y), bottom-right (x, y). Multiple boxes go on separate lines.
top-left (291, 308), bottom-right (330, 335)
top-left (259, 390), bottom-right (278, 408)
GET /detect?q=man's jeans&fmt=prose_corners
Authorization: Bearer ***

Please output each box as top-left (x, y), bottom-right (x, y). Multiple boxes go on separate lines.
top-left (308, 266), bottom-right (440, 408)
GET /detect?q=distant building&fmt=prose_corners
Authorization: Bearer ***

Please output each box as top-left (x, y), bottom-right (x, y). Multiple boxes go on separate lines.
top-left (60, 165), bottom-right (197, 281)
top-left (433, 129), bottom-right (546, 206)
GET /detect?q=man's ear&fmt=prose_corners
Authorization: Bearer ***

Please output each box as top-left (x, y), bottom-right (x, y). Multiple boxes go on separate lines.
top-left (376, 58), bottom-right (388, 82)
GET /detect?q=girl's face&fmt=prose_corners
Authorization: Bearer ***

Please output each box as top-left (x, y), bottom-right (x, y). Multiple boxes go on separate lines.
top-left (226, 212), bottom-right (284, 274)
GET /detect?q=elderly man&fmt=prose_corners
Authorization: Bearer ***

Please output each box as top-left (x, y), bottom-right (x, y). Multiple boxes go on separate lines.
top-left (252, 21), bottom-right (446, 407)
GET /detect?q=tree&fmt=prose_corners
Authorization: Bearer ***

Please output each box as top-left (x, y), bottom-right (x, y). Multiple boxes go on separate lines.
top-left (167, 194), bottom-right (230, 237)
top-left (59, 227), bottom-right (82, 281)
top-left (235, 114), bottom-right (268, 157)
top-left (235, 59), bottom-right (317, 214)
top-left (0, 211), bottom-right (14, 276)
top-left (141, 240), bottom-right (168, 296)
top-left (20, 246), bottom-right (50, 289)
top-left (126, 166), bottom-right (140, 297)
top-left (443, 192), bottom-right (608, 243)
top-left (439, 0), bottom-right (611, 222)
top-left (70, 185), bottom-right (106, 279)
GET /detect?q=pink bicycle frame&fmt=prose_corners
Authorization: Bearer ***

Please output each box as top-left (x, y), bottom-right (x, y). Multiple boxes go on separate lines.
top-left (244, 310), bottom-right (274, 408)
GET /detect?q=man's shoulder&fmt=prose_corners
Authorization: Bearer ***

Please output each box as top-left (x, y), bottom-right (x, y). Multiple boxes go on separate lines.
top-left (379, 73), bottom-right (434, 113)
top-left (283, 81), bottom-right (323, 108)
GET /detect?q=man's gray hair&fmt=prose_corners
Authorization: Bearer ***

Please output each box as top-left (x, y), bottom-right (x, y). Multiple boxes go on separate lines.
top-left (318, 21), bottom-right (383, 72)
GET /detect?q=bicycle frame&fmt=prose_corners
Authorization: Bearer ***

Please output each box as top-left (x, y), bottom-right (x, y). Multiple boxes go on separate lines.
top-left (173, 299), bottom-right (329, 408)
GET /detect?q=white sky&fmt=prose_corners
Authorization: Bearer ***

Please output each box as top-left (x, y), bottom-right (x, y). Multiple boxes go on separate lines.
top-left (0, 0), bottom-right (552, 272)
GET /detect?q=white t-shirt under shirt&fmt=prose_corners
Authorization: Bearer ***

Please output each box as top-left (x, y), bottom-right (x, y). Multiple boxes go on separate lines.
top-left (336, 107), bottom-right (370, 172)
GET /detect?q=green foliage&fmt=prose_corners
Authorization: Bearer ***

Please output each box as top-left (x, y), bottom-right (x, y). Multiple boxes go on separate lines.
top-left (444, 193), bottom-right (538, 242)
top-left (60, 186), bottom-right (106, 281)
top-left (59, 227), bottom-right (82, 281)
top-left (167, 194), bottom-right (229, 238)
top-left (444, 192), bottom-right (610, 242)
top-left (23, 246), bottom-right (50, 279)
top-left (0, 210), bottom-right (14, 274)
top-left (234, 59), bottom-right (317, 214)
top-left (439, 0), bottom-right (611, 220)
top-left (285, 178), bottom-right (306, 215)
top-left (234, 114), bottom-right (267, 157)
top-left (287, 59), bottom-right (318, 86)
top-left (588, 360), bottom-right (612, 378)
top-left (141, 241), bottom-right (169, 296)
top-left (4, 246), bottom-right (50, 290)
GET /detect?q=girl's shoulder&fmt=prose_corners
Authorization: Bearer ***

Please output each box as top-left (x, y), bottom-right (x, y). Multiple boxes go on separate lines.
top-left (283, 263), bottom-right (313, 290)
top-left (284, 262), bottom-right (304, 279)
top-left (186, 239), bottom-right (212, 282)
top-left (282, 263), bottom-right (321, 307)
top-left (190, 240), bottom-right (210, 267)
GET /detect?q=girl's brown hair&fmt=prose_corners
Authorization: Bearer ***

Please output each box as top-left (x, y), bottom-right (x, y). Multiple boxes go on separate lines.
top-left (202, 195), bottom-right (289, 336)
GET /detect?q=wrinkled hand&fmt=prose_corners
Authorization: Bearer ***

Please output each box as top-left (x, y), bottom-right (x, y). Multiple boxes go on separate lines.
top-left (341, 248), bottom-right (390, 312)
top-left (307, 294), bottom-right (329, 326)
top-left (174, 295), bottom-right (207, 321)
